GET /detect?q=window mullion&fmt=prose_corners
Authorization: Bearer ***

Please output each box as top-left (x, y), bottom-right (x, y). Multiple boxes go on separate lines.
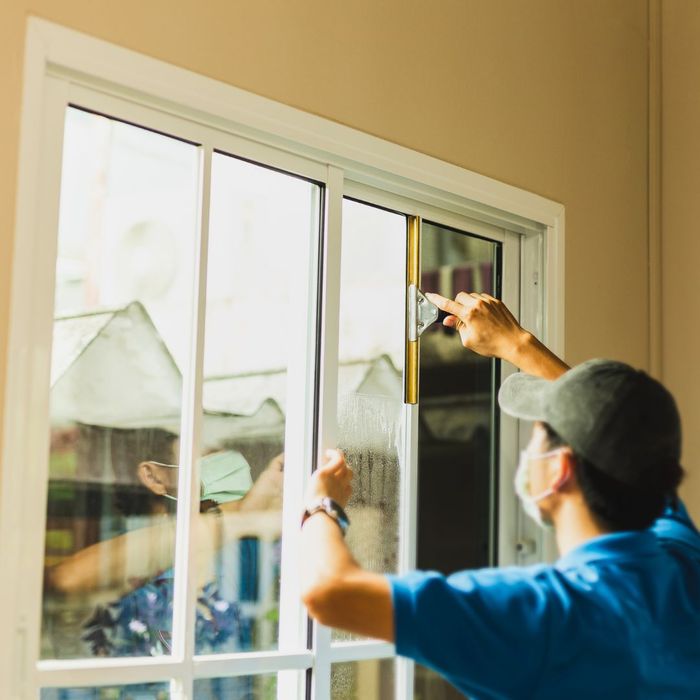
top-left (36, 658), bottom-right (182, 688)
top-left (497, 231), bottom-right (522, 569)
top-left (170, 143), bottom-right (213, 699)
top-left (308, 165), bottom-right (344, 700)
top-left (328, 642), bottom-right (395, 664)
top-left (395, 213), bottom-right (420, 700)
top-left (276, 180), bottom-right (327, 700)
top-left (395, 402), bottom-right (419, 700)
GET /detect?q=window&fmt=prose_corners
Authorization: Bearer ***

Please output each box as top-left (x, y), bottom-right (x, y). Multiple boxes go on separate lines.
top-left (1, 18), bottom-right (564, 700)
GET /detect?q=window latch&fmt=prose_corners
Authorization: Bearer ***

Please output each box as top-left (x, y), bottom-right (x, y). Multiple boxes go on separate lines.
top-left (407, 284), bottom-right (440, 341)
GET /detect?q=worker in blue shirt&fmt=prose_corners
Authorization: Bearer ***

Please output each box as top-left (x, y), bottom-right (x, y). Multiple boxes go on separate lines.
top-left (300, 291), bottom-right (700, 699)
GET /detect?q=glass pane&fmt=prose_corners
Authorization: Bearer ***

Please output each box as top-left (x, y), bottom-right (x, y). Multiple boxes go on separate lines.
top-left (415, 221), bottom-right (500, 700)
top-left (331, 659), bottom-right (395, 700)
top-left (42, 107), bottom-right (199, 659)
top-left (193, 674), bottom-right (278, 699)
top-left (194, 151), bottom-right (321, 653)
top-left (414, 667), bottom-right (466, 700)
top-left (41, 684), bottom-right (168, 700)
top-left (334, 199), bottom-right (406, 641)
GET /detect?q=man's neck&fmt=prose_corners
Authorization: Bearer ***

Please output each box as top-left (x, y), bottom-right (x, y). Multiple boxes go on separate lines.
top-left (553, 497), bottom-right (609, 556)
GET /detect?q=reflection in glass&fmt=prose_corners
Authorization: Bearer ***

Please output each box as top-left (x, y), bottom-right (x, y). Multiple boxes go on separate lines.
top-left (194, 152), bottom-right (321, 653)
top-left (334, 199), bottom-right (405, 644)
top-left (41, 683), bottom-right (169, 700)
top-left (415, 222), bottom-right (500, 700)
top-left (42, 107), bottom-right (199, 660)
top-left (331, 659), bottom-right (395, 700)
top-left (193, 674), bottom-right (278, 699)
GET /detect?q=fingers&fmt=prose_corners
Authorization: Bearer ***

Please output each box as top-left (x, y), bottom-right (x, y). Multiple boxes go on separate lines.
top-left (322, 448), bottom-right (345, 470)
top-left (455, 291), bottom-right (483, 309)
top-left (425, 292), bottom-right (468, 318)
top-left (269, 453), bottom-right (285, 470)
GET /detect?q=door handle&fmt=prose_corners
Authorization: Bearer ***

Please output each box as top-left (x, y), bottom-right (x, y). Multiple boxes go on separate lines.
top-left (404, 217), bottom-right (441, 404)
top-left (405, 216), bottom-right (420, 404)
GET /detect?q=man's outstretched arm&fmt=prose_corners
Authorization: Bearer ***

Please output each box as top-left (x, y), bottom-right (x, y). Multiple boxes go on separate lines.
top-left (300, 449), bottom-right (394, 642)
top-left (300, 292), bottom-right (567, 639)
top-left (427, 291), bottom-right (569, 380)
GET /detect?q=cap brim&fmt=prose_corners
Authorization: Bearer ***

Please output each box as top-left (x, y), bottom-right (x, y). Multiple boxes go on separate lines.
top-left (498, 372), bottom-right (552, 421)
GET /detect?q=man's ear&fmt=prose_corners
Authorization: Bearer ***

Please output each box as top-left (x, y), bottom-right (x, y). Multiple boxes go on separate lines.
top-left (137, 461), bottom-right (167, 496)
top-left (552, 450), bottom-right (575, 491)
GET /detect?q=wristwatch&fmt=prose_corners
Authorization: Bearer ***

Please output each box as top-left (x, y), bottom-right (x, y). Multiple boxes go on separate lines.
top-left (301, 497), bottom-right (350, 536)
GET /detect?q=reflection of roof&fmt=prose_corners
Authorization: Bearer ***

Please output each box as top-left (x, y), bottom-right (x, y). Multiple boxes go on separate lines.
top-left (51, 302), bottom-right (491, 445)
top-left (51, 302), bottom-right (183, 430)
top-left (50, 303), bottom-right (415, 443)
top-left (204, 353), bottom-right (403, 415)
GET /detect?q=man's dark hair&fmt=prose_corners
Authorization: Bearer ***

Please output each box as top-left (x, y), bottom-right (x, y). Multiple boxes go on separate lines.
top-left (542, 423), bottom-right (684, 531)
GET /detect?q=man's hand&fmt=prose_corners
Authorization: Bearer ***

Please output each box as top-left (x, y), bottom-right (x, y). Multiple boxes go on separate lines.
top-left (305, 449), bottom-right (353, 508)
top-left (237, 452), bottom-right (285, 512)
top-left (426, 291), bottom-right (570, 380)
top-left (426, 292), bottom-right (530, 362)
top-left (300, 448), bottom-right (393, 642)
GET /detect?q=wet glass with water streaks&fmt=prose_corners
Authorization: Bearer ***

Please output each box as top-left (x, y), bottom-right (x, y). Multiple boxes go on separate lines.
top-left (333, 199), bottom-right (406, 643)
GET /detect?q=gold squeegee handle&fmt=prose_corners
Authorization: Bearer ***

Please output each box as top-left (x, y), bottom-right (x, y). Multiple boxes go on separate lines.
top-left (404, 216), bottom-right (420, 405)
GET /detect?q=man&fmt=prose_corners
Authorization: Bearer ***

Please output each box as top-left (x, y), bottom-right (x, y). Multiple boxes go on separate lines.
top-left (300, 292), bottom-right (700, 699)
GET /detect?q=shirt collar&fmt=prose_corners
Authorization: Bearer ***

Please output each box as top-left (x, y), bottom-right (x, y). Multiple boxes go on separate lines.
top-left (555, 530), bottom-right (659, 571)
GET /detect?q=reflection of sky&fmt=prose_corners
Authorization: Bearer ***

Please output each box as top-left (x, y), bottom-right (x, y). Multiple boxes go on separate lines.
top-left (339, 200), bottom-right (405, 369)
top-left (56, 107), bottom-right (199, 372)
top-left (204, 153), bottom-right (318, 377)
top-left (55, 107), bottom-right (408, 382)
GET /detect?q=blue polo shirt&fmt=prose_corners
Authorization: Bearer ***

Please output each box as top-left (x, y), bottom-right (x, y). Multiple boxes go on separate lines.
top-left (389, 502), bottom-right (700, 699)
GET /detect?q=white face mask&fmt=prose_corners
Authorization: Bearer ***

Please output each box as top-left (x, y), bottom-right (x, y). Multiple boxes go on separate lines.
top-left (514, 448), bottom-right (565, 528)
top-left (149, 450), bottom-right (253, 504)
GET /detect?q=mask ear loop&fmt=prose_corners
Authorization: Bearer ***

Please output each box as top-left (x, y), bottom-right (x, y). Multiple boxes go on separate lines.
top-left (143, 460), bottom-right (179, 501)
top-left (530, 449), bottom-right (571, 503)
top-left (145, 460), bottom-right (209, 502)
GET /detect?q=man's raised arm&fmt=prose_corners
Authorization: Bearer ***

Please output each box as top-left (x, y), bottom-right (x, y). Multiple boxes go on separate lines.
top-left (426, 291), bottom-right (569, 380)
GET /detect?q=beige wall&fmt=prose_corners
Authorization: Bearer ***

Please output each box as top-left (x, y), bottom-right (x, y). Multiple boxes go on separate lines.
top-left (662, 0), bottom-right (700, 517)
top-left (1, 3), bottom-right (655, 496)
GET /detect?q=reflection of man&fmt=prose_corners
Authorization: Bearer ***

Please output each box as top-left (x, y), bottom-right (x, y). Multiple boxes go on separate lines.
top-left (48, 450), bottom-right (284, 597)
top-left (301, 292), bottom-right (700, 698)
top-left (46, 449), bottom-right (284, 659)
top-left (137, 449), bottom-right (281, 511)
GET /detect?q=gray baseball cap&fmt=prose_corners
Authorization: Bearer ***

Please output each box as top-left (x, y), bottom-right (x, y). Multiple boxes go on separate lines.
top-left (498, 359), bottom-right (682, 486)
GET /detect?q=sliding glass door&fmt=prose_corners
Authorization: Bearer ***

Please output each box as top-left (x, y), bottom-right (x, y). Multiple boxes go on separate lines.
top-left (20, 78), bottom-right (526, 700)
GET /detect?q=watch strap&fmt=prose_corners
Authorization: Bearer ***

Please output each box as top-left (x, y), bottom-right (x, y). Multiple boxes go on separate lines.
top-left (301, 497), bottom-right (350, 536)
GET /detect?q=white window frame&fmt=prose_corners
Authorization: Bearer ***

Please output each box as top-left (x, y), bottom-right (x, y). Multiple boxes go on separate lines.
top-left (0, 17), bottom-right (565, 700)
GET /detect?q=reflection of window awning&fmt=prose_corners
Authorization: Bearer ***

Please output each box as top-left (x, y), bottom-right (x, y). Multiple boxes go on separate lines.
top-left (51, 302), bottom-right (490, 445)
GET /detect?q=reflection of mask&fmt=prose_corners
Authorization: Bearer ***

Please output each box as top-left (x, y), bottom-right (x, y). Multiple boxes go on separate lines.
top-left (514, 449), bottom-right (563, 529)
top-left (200, 450), bottom-right (253, 504)
top-left (152, 450), bottom-right (253, 504)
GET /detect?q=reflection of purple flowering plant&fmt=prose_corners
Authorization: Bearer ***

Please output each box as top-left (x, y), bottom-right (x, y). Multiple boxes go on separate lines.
top-left (195, 581), bottom-right (242, 651)
top-left (82, 573), bottom-right (242, 656)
